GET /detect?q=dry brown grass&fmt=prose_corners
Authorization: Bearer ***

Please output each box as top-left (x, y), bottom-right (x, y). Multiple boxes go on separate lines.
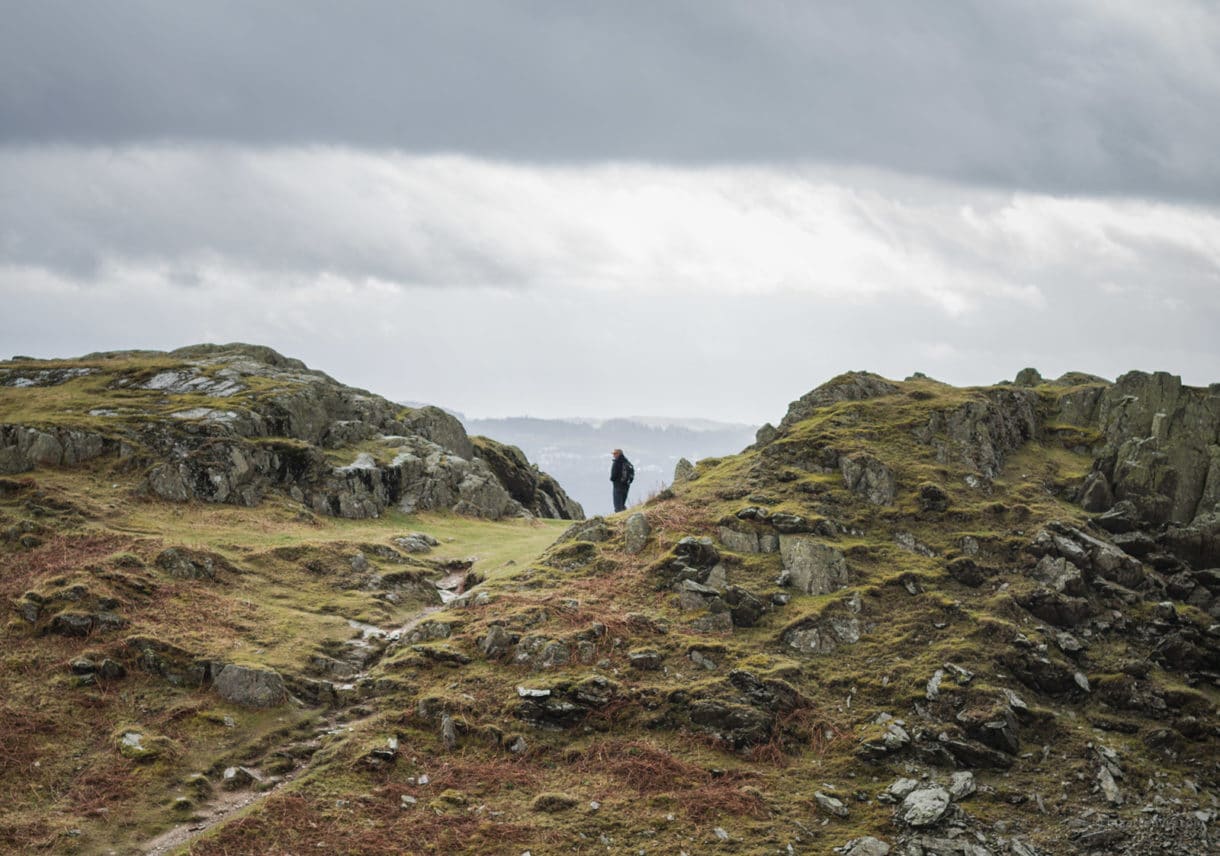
top-left (0, 702), bottom-right (58, 776)
top-left (571, 739), bottom-right (767, 821)
top-left (642, 498), bottom-right (715, 540)
top-left (0, 531), bottom-right (134, 598)
top-left (64, 755), bottom-right (138, 816)
top-left (744, 706), bottom-right (851, 765)
top-left (0, 816), bottom-right (55, 852)
top-left (187, 792), bottom-right (544, 855)
top-left (573, 739), bottom-right (705, 793)
top-left (406, 752), bottom-right (545, 795)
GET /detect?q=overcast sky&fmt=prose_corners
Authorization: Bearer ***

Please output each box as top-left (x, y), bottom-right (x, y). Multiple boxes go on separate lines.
top-left (2, 1), bottom-right (1218, 423)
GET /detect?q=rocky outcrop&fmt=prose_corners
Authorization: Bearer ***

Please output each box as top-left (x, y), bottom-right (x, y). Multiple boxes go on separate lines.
top-left (1085, 371), bottom-right (1220, 527)
top-left (778, 371), bottom-right (899, 432)
top-left (470, 436), bottom-right (584, 520)
top-left (309, 441), bottom-right (523, 520)
top-left (673, 457), bottom-right (695, 482)
top-left (0, 425), bottom-right (130, 474)
top-left (0, 344), bottom-right (582, 521)
top-left (913, 388), bottom-right (1038, 477)
top-left (840, 453), bottom-right (897, 505)
top-left (779, 536), bottom-right (849, 595)
top-left (404, 406), bottom-right (474, 460)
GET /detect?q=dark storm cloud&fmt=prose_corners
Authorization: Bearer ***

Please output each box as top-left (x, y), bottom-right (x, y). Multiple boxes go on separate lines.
top-left (2, 0), bottom-right (1218, 201)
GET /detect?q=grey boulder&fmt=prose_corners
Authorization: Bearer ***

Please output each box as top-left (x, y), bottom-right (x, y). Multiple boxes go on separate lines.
top-left (214, 664), bottom-right (288, 708)
top-left (897, 786), bottom-right (951, 827)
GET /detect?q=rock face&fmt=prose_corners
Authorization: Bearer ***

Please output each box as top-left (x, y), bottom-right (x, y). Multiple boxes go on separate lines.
top-left (783, 614), bottom-right (861, 655)
top-left (470, 435), bottom-right (584, 520)
top-left (1086, 371), bottom-right (1220, 527)
top-left (779, 537), bottom-right (849, 595)
top-left (0, 344), bottom-right (582, 521)
top-left (913, 388), bottom-right (1038, 477)
top-left (403, 406), bottom-right (474, 461)
top-left (0, 425), bottom-right (127, 474)
top-left (840, 453), bottom-right (897, 505)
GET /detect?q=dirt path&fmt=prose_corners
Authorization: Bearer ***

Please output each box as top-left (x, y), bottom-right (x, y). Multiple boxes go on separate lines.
top-left (138, 571), bottom-right (466, 855)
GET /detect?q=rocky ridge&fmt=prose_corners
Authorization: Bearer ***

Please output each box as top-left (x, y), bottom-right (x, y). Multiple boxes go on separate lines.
top-left (0, 344), bottom-right (583, 521)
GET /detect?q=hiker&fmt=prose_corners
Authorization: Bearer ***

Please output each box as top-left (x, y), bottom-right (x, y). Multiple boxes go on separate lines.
top-left (610, 448), bottom-right (635, 512)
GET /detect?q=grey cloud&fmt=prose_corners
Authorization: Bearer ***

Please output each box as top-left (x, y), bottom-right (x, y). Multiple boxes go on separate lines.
top-left (3, 147), bottom-right (1218, 314)
top-left (2, 1), bottom-right (1218, 201)
top-left (0, 147), bottom-right (527, 285)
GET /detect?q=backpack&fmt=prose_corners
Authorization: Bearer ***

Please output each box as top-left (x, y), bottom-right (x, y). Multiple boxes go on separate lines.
top-left (622, 460), bottom-right (635, 485)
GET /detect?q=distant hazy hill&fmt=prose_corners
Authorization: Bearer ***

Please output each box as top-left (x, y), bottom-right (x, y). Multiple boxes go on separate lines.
top-left (461, 415), bottom-right (759, 515)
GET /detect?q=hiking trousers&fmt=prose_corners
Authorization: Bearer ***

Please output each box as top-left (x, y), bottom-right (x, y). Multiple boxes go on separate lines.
top-left (613, 482), bottom-right (629, 513)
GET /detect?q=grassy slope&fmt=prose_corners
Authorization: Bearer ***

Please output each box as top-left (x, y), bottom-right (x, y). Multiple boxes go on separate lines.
top-left (2, 372), bottom-right (1216, 855)
top-left (0, 462), bottom-right (565, 855)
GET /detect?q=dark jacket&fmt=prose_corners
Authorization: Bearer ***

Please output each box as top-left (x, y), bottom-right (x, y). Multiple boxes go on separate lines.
top-left (610, 455), bottom-right (632, 484)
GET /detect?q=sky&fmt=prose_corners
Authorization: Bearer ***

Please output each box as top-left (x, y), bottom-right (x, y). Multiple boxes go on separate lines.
top-left (2, 1), bottom-right (1219, 425)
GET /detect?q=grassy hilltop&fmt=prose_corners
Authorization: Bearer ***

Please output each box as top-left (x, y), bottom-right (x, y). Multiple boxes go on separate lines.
top-left (1, 355), bottom-right (1218, 855)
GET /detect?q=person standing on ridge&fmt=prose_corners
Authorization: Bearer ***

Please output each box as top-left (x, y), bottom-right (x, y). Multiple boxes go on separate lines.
top-left (610, 448), bottom-right (634, 513)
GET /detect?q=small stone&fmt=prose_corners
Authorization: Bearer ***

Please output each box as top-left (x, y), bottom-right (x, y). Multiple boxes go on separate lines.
top-left (815, 791), bottom-right (850, 818)
top-left (116, 730), bottom-right (162, 762)
top-left (888, 778), bottom-right (920, 800)
top-left (221, 766), bottom-right (260, 791)
top-left (1098, 766), bottom-right (1122, 806)
top-left (881, 723), bottom-right (910, 751)
top-left (926, 669), bottom-right (944, 700)
top-left (713, 827), bottom-right (730, 841)
top-left (898, 786), bottom-right (951, 827)
top-left (1002, 688), bottom-right (1029, 715)
top-left (400, 794), bottom-right (417, 809)
top-left (949, 772), bottom-right (976, 801)
top-left (441, 714), bottom-right (457, 751)
top-left (943, 663), bottom-right (974, 683)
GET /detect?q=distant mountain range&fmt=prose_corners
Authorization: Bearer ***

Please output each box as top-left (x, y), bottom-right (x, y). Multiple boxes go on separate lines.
top-left (459, 415), bottom-right (760, 516)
